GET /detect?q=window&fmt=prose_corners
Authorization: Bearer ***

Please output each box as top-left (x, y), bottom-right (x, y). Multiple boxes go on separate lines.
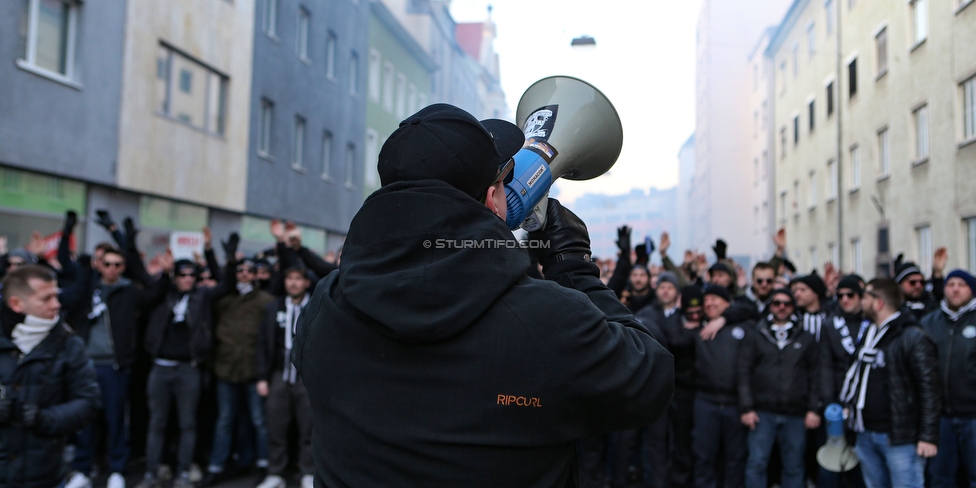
top-left (967, 217), bottom-right (976, 274)
top-left (762, 101), bottom-right (768, 129)
top-left (829, 242), bottom-right (839, 266)
top-left (780, 62), bottom-right (787, 95)
top-left (20, 0), bottom-right (79, 80)
top-left (878, 226), bottom-right (890, 255)
top-left (259, 99), bottom-right (274, 156)
top-left (395, 73), bottom-right (407, 119)
top-left (793, 180), bottom-right (800, 217)
top-left (807, 22), bottom-right (816, 57)
top-left (963, 76), bottom-right (976, 141)
top-left (792, 44), bottom-right (799, 77)
top-left (851, 238), bottom-right (863, 275)
top-left (263, 0), bottom-right (278, 37)
top-left (156, 44), bottom-right (228, 135)
top-left (809, 100), bottom-right (816, 133)
top-left (325, 33), bottom-right (336, 79)
top-left (914, 104), bottom-right (930, 161)
top-left (368, 49), bottom-right (381, 103)
top-left (754, 158), bottom-right (760, 186)
top-left (754, 111), bottom-right (759, 138)
top-left (349, 51), bottom-right (359, 95)
top-left (793, 116), bottom-right (800, 145)
top-left (417, 93), bottom-right (428, 110)
top-left (762, 150), bottom-right (769, 180)
top-left (297, 8), bottom-right (310, 61)
top-left (850, 145), bottom-right (862, 189)
top-left (292, 116), bottom-right (305, 169)
top-left (780, 127), bottom-right (787, 158)
top-left (825, 0), bottom-right (835, 34)
top-left (382, 62), bottom-right (394, 113)
top-left (826, 82), bottom-right (835, 117)
top-left (876, 28), bottom-right (888, 75)
top-left (827, 159), bottom-right (838, 199)
top-left (344, 144), bottom-right (356, 188)
top-left (407, 84), bottom-right (417, 116)
top-left (848, 58), bottom-right (858, 99)
top-left (810, 247), bottom-right (819, 270)
top-left (878, 128), bottom-right (891, 177)
top-left (809, 171), bottom-right (818, 209)
top-left (912, 0), bottom-right (928, 45)
top-left (780, 191), bottom-right (788, 221)
top-left (364, 129), bottom-right (379, 188)
top-left (916, 225), bottom-right (932, 274)
top-left (321, 132), bottom-right (333, 179)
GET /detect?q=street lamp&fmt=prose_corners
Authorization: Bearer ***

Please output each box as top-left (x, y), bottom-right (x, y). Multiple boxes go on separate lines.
top-left (570, 35), bottom-right (596, 50)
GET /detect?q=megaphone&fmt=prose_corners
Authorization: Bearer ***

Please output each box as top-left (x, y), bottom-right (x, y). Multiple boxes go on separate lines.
top-left (817, 404), bottom-right (859, 473)
top-left (504, 76), bottom-right (623, 230)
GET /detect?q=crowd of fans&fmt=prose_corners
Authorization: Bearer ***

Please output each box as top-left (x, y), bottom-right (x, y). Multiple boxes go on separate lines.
top-left (0, 210), bottom-right (336, 488)
top-left (583, 226), bottom-right (974, 488)
top-left (1, 209), bottom-right (974, 488)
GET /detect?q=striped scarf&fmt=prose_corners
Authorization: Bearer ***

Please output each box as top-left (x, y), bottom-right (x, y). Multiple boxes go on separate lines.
top-left (840, 311), bottom-right (900, 432)
top-left (801, 311), bottom-right (826, 342)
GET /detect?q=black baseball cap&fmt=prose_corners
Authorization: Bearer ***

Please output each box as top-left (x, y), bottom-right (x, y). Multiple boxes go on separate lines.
top-left (377, 104), bottom-right (525, 201)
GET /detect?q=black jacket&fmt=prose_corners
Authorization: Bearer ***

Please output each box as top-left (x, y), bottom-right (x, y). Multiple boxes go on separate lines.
top-left (920, 304), bottom-right (976, 417)
top-left (293, 181), bottom-right (674, 488)
top-left (143, 285), bottom-right (228, 366)
top-left (819, 310), bottom-right (863, 405)
top-left (637, 304), bottom-right (696, 391)
top-left (68, 276), bottom-right (170, 369)
top-left (737, 317), bottom-right (820, 416)
top-left (694, 318), bottom-right (755, 405)
top-left (0, 317), bottom-right (101, 488)
top-left (849, 312), bottom-right (941, 445)
top-left (256, 295), bottom-right (309, 382)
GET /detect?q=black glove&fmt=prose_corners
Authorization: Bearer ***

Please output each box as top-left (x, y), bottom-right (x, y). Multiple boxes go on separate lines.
top-left (0, 396), bottom-right (12, 425)
top-left (94, 209), bottom-right (115, 230)
top-left (123, 217), bottom-right (139, 250)
top-left (616, 226), bottom-right (631, 255)
top-left (528, 199), bottom-right (591, 270)
top-left (62, 210), bottom-right (78, 236)
top-left (713, 239), bottom-right (728, 260)
top-left (21, 403), bottom-right (39, 427)
top-left (221, 233), bottom-right (240, 261)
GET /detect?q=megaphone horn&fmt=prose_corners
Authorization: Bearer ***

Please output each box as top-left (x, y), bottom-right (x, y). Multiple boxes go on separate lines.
top-left (504, 76), bottom-right (623, 231)
top-left (817, 404), bottom-right (859, 473)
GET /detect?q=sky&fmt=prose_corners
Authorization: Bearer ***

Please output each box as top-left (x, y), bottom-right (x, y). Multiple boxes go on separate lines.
top-left (450, 0), bottom-right (704, 204)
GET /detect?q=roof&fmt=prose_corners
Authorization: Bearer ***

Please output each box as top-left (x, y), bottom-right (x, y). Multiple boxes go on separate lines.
top-left (766, 0), bottom-right (810, 57)
top-left (455, 23), bottom-right (484, 60)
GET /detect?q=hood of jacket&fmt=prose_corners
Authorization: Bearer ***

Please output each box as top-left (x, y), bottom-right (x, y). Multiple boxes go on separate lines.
top-left (336, 180), bottom-right (529, 344)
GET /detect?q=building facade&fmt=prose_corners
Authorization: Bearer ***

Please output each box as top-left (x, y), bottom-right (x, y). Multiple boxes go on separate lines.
top-left (748, 29), bottom-right (779, 268)
top-left (676, 134), bottom-right (696, 256)
top-left (769, 0), bottom-right (976, 276)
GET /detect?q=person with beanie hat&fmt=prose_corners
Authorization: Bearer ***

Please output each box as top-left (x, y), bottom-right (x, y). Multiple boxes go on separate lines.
top-left (820, 276), bottom-right (866, 407)
top-left (789, 273), bottom-right (828, 342)
top-left (708, 263), bottom-right (738, 297)
top-left (894, 251), bottom-right (946, 321)
top-left (921, 269), bottom-right (976, 488)
top-left (738, 285), bottom-right (820, 488)
top-left (692, 283), bottom-right (755, 488)
top-left (734, 262), bottom-right (778, 321)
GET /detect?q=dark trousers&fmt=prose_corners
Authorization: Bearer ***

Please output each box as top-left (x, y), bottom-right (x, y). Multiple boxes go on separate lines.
top-left (266, 374), bottom-right (313, 476)
top-left (640, 410), bottom-right (671, 488)
top-left (608, 430), bottom-right (640, 487)
top-left (207, 380), bottom-right (268, 472)
top-left (671, 387), bottom-right (696, 488)
top-left (692, 399), bottom-right (747, 488)
top-left (145, 362), bottom-right (201, 475)
top-left (929, 416), bottom-right (976, 488)
top-left (74, 365), bottom-right (130, 475)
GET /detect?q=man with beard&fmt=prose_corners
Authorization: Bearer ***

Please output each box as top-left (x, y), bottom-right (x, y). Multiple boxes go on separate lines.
top-left (894, 253), bottom-right (946, 321)
top-left (921, 270), bottom-right (976, 488)
top-left (840, 279), bottom-right (940, 488)
top-left (622, 265), bottom-right (656, 314)
top-left (692, 285), bottom-right (754, 488)
top-left (734, 263), bottom-right (777, 320)
top-left (791, 273), bottom-right (829, 342)
top-left (708, 263), bottom-right (737, 298)
top-left (738, 288), bottom-right (821, 488)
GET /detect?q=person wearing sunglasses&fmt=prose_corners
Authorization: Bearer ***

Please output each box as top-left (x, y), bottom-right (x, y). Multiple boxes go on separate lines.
top-left (731, 262), bottom-right (778, 322)
top-left (292, 104), bottom-right (674, 487)
top-left (894, 260), bottom-right (942, 322)
top-left (137, 258), bottom-right (235, 488)
top-left (821, 276), bottom-right (866, 407)
top-left (738, 288), bottom-right (821, 488)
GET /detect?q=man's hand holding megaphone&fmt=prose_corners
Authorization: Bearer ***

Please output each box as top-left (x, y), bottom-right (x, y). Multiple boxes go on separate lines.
top-left (527, 198), bottom-right (592, 276)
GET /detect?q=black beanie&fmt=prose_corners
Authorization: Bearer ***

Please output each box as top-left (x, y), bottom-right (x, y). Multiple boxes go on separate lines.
top-left (703, 284), bottom-right (731, 304)
top-left (894, 262), bottom-right (923, 283)
top-left (681, 285), bottom-right (704, 310)
top-left (769, 288), bottom-right (796, 306)
top-left (836, 275), bottom-right (864, 296)
top-left (791, 273), bottom-right (827, 299)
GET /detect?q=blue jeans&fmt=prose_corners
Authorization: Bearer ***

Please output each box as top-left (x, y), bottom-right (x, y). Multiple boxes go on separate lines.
top-left (744, 411), bottom-right (806, 488)
top-left (928, 416), bottom-right (976, 488)
top-left (207, 380), bottom-right (268, 472)
top-left (73, 365), bottom-right (130, 475)
top-left (692, 399), bottom-right (747, 488)
top-left (854, 431), bottom-right (924, 488)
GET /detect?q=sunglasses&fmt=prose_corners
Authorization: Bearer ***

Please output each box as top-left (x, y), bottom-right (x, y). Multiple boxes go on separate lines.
top-left (905, 279), bottom-right (924, 286)
top-left (755, 278), bottom-right (775, 284)
top-left (838, 292), bottom-right (858, 299)
top-left (102, 261), bottom-right (125, 268)
top-left (770, 300), bottom-right (793, 307)
top-left (177, 273), bottom-right (196, 278)
top-left (237, 266), bottom-right (255, 273)
top-left (684, 310), bottom-right (703, 318)
top-left (481, 159), bottom-right (515, 204)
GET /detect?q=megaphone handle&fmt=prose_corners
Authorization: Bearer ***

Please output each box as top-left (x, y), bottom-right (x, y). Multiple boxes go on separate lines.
top-left (521, 195), bottom-right (549, 232)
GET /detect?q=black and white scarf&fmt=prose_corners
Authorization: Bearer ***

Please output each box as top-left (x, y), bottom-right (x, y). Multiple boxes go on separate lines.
top-left (801, 310), bottom-right (826, 342)
top-left (281, 294), bottom-right (309, 384)
top-left (940, 298), bottom-right (976, 322)
top-left (840, 311), bottom-right (901, 432)
top-left (830, 315), bottom-right (858, 355)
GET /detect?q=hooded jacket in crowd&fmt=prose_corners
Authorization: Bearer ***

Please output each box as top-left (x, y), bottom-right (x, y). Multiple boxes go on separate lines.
top-left (819, 308), bottom-right (864, 405)
top-left (920, 299), bottom-right (976, 417)
top-left (637, 303), bottom-right (696, 391)
top-left (294, 181), bottom-right (674, 488)
top-left (737, 315), bottom-right (820, 416)
top-left (694, 318), bottom-right (755, 406)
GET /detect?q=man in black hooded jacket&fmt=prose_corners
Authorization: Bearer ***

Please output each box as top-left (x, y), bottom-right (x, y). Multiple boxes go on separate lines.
top-left (293, 104), bottom-right (674, 488)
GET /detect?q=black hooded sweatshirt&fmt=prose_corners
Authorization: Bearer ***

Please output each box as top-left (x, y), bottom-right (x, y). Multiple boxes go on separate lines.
top-left (293, 181), bottom-right (674, 488)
